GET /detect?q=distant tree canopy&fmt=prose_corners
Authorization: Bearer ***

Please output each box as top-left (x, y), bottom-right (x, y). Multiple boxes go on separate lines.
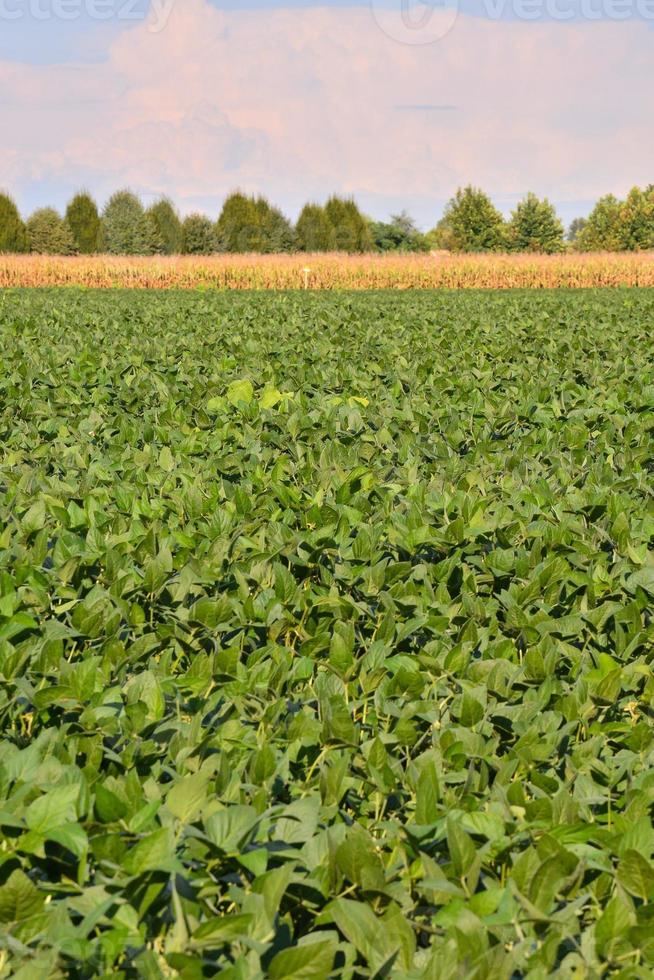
top-left (27, 208), bottom-right (76, 255)
top-left (0, 193), bottom-right (28, 253)
top-left (576, 195), bottom-right (624, 252)
top-left (3, 185), bottom-right (654, 255)
top-left (507, 193), bottom-right (565, 253)
top-left (102, 190), bottom-right (161, 256)
top-left (66, 192), bottom-right (101, 254)
top-left (437, 186), bottom-right (506, 252)
top-left (369, 211), bottom-right (429, 252)
top-left (146, 198), bottom-right (183, 255)
top-left (296, 204), bottom-right (334, 251)
top-left (215, 193), bottom-right (295, 253)
top-left (567, 217), bottom-right (587, 244)
top-left (181, 213), bottom-right (217, 255)
top-left (324, 197), bottom-right (372, 252)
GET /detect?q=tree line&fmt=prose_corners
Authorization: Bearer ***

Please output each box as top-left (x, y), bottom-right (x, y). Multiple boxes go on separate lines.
top-left (0, 185), bottom-right (653, 255)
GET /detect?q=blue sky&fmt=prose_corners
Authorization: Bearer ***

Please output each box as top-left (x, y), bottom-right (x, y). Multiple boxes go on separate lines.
top-left (0, 0), bottom-right (651, 228)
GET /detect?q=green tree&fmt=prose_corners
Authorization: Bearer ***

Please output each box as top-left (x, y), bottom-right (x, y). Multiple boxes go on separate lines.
top-left (324, 196), bottom-right (372, 252)
top-left (438, 186), bottom-right (506, 252)
top-left (567, 217), bottom-right (587, 245)
top-left (618, 186), bottom-right (654, 251)
top-left (181, 213), bottom-right (216, 254)
top-left (576, 195), bottom-right (623, 251)
top-left (146, 197), bottom-right (182, 255)
top-left (507, 193), bottom-right (564, 253)
top-left (215, 192), bottom-right (261, 252)
top-left (102, 190), bottom-right (158, 255)
top-left (369, 211), bottom-right (429, 252)
top-left (27, 208), bottom-right (76, 255)
top-left (66, 191), bottom-right (100, 254)
top-left (296, 204), bottom-right (334, 251)
top-left (0, 193), bottom-right (28, 253)
top-left (216, 192), bottom-right (295, 253)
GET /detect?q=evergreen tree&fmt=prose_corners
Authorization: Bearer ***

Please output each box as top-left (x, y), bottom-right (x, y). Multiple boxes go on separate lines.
top-left (296, 204), bottom-right (334, 251)
top-left (0, 193), bottom-right (28, 253)
top-left (27, 208), bottom-right (76, 255)
top-left (507, 193), bottom-right (564, 253)
top-left (146, 197), bottom-right (183, 255)
top-left (66, 192), bottom-right (101, 254)
top-left (439, 186), bottom-right (506, 252)
top-left (253, 197), bottom-right (295, 253)
top-left (618, 186), bottom-right (654, 251)
top-left (576, 195), bottom-right (623, 251)
top-left (181, 213), bottom-right (216, 254)
top-left (324, 196), bottom-right (372, 252)
top-left (215, 192), bottom-right (260, 252)
top-left (216, 192), bottom-right (295, 252)
top-left (102, 190), bottom-right (157, 255)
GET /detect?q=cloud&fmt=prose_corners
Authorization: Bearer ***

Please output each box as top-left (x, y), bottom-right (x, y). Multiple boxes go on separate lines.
top-left (0, 0), bottom-right (652, 222)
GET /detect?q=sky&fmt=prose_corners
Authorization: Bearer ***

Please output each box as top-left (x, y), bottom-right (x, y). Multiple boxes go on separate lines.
top-left (0, 0), bottom-right (652, 229)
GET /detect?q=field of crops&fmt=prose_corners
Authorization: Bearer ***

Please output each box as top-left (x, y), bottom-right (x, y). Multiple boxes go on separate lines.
top-left (2, 288), bottom-right (654, 978)
top-left (1, 251), bottom-right (654, 289)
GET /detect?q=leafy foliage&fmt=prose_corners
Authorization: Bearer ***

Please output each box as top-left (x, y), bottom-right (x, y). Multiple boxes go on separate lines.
top-left (181, 213), bottom-right (217, 255)
top-left (324, 197), bottom-right (372, 253)
top-left (146, 198), bottom-right (183, 255)
top-left (437, 186), bottom-right (506, 252)
top-left (296, 203), bottom-right (335, 251)
top-left (0, 192), bottom-right (28, 253)
top-left (102, 190), bottom-right (161, 256)
top-left (1, 288), bottom-right (654, 976)
top-left (507, 193), bottom-right (564, 253)
top-left (216, 193), bottom-right (295, 253)
top-left (577, 195), bottom-right (624, 252)
top-left (66, 192), bottom-right (101, 255)
top-left (369, 211), bottom-right (429, 252)
top-left (26, 208), bottom-right (77, 255)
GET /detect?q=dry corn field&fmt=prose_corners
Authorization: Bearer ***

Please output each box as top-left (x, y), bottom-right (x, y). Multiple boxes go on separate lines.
top-left (1, 251), bottom-right (654, 289)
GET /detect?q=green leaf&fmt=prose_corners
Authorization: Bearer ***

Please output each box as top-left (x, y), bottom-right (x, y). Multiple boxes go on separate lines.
top-left (0, 870), bottom-right (45, 924)
top-left (124, 828), bottom-right (176, 875)
top-left (268, 940), bottom-right (336, 979)
top-left (226, 379), bottom-right (254, 407)
top-left (167, 772), bottom-right (210, 823)
top-left (617, 850), bottom-right (654, 901)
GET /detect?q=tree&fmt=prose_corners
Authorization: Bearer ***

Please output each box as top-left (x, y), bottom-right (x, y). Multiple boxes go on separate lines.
top-left (254, 197), bottom-right (295, 253)
top-left (618, 186), bottom-right (654, 251)
top-left (181, 213), bottom-right (216, 254)
top-left (146, 197), bottom-right (183, 255)
top-left (369, 211), bottom-right (429, 252)
top-left (567, 217), bottom-right (587, 245)
top-left (0, 193), bottom-right (28, 253)
top-left (66, 192), bottom-right (100, 254)
top-left (296, 204), bottom-right (334, 251)
top-left (215, 192), bottom-right (295, 253)
top-left (507, 193), bottom-right (564, 253)
top-left (102, 190), bottom-right (159, 255)
top-left (576, 195), bottom-right (623, 251)
top-left (27, 208), bottom-right (76, 255)
top-left (324, 196), bottom-right (372, 252)
top-left (438, 186), bottom-right (506, 252)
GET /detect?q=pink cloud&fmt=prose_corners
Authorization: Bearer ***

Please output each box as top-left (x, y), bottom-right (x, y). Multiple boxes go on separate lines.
top-left (0, 0), bottom-right (652, 219)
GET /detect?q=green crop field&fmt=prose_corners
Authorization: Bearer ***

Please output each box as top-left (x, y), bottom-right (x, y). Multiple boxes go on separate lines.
top-left (2, 288), bottom-right (654, 979)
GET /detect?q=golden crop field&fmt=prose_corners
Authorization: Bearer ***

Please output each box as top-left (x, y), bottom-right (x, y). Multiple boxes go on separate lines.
top-left (1, 251), bottom-right (654, 289)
